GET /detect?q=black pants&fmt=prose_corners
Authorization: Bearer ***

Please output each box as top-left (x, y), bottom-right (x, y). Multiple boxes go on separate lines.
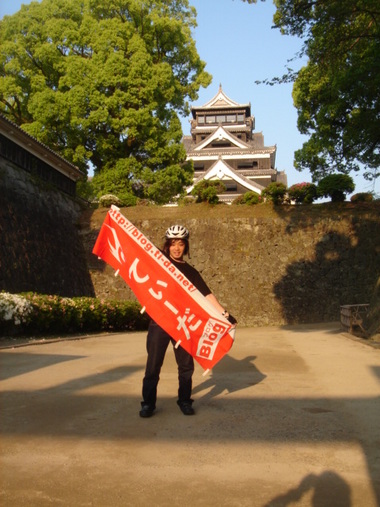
top-left (142, 321), bottom-right (194, 409)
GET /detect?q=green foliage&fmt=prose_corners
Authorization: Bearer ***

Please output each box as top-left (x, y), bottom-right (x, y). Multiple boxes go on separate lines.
top-left (177, 195), bottom-right (196, 206)
top-left (257, 0), bottom-right (380, 183)
top-left (0, 0), bottom-right (211, 201)
top-left (350, 192), bottom-right (373, 203)
top-left (232, 191), bottom-right (262, 205)
top-left (0, 292), bottom-right (149, 336)
top-left (142, 159), bottom-right (194, 205)
top-left (76, 179), bottom-right (96, 201)
top-left (261, 182), bottom-right (287, 205)
top-left (90, 159), bottom-right (139, 206)
top-left (191, 179), bottom-right (226, 204)
top-left (287, 182), bottom-right (318, 204)
top-left (317, 174), bottom-right (355, 202)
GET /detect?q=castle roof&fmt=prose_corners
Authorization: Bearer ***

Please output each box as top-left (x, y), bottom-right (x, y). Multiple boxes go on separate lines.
top-left (0, 114), bottom-right (84, 182)
top-left (188, 158), bottom-right (265, 195)
top-left (191, 84), bottom-right (251, 118)
top-left (184, 126), bottom-right (276, 160)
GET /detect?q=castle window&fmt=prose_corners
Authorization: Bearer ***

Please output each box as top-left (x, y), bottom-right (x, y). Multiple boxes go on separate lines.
top-left (197, 115), bottom-right (205, 124)
top-left (211, 140), bottom-right (231, 148)
top-left (206, 115), bottom-right (215, 124)
top-left (238, 161), bottom-right (257, 169)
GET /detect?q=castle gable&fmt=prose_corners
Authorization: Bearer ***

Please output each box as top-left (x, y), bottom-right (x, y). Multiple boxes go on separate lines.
top-left (199, 85), bottom-right (246, 109)
top-left (194, 158), bottom-right (265, 194)
top-left (194, 126), bottom-right (249, 151)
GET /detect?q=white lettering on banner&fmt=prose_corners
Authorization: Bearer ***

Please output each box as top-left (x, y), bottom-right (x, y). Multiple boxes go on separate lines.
top-left (108, 207), bottom-right (198, 293)
top-left (196, 319), bottom-right (229, 360)
top-left (105, 224), bottom-right (125, 264)
top-left (93, 207), bottom-right (235, 370)
top-left (176, 309), bottom-right (204, 341)
top-left (148, 280), bottom-right (168, 300)
top-left (129, 258), bottom-right (149, 284)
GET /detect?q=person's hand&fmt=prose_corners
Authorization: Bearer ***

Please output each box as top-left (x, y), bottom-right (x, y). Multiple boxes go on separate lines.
top-left (222, 310), bottom-right (237, 325)
top-left (227, 313), bottom-right (237, 325)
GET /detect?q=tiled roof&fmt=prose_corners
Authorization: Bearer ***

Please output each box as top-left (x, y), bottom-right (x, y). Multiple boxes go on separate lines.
top-left (191, 85), bottom-right (251, 117)
top-left (197, 84), bottom-right (249, 109)
top-left (190, 158), bottom-right (265, 194)
top-left (0, 114), bottom-right (84, 181)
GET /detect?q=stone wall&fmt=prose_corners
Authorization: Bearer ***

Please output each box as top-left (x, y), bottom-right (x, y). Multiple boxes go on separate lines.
top-left (2, 154), bottom-right (379, 331)
top-left (81, 203), bottom-right (380, 328)
top-left (0, 159), bottom-right (94, 298)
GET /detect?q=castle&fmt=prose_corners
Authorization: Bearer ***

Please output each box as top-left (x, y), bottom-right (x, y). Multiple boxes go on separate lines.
top-left (183, 85), bottom-right (287, 203)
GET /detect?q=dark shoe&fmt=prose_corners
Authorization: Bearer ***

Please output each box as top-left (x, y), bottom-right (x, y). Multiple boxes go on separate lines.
top-left (139, 404), bottom-right (155, 418)
top-left (178, 403), bottom-right (195, 416)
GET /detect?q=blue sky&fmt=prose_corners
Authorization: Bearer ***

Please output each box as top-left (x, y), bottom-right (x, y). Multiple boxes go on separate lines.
top-left (1, 0), bottom-right (377, 196)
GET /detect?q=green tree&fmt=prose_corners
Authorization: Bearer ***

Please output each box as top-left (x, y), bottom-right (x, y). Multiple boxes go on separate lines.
top-left (261, 182), bottom-right (287, 205)
top-left (317, 174), bottom-right (355, 202)
top-left (0, 0), bottom-right (211, 203)
top-left (191, 179), bottom-right (226, 204)
top-left (232, 191), bottom-right (262, 205)
top-left (246, 0), bottom-right (380, 184)
top-left (287, 182), bottom-right (318, 204)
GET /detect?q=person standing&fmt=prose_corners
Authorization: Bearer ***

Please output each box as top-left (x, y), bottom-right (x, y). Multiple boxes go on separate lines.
top-left (140, 224), bottom-right (236, 418)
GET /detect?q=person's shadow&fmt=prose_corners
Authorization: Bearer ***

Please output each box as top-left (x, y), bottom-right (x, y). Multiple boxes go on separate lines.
top-left (264, 471), bottom-right (351, 506)
top-left (193, 354), bottom-right (266, 400)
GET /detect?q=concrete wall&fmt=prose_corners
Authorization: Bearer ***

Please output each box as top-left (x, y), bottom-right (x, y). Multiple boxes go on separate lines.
top-left (81, 203), bottom-right (380, 327)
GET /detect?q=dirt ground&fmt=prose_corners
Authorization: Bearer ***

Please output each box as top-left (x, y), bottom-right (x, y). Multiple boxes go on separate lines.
top-left (1, 323), bottom-right (380, 507)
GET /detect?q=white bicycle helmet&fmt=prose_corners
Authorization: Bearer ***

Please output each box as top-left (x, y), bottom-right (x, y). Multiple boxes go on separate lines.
top-left (165, 225), bottom-right (189, 239)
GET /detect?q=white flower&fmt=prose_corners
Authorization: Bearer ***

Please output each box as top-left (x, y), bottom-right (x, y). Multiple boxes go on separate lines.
top-left (0, 292), bottom-right (33, 326)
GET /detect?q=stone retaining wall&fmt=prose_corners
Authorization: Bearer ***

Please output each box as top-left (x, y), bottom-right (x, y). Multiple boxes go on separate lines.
top-left (81, 203), bottom-right (380, 327)
top-left (0, 160), bottom-right (94, 298)
top-left (1, 151), bottom-right (378, 329)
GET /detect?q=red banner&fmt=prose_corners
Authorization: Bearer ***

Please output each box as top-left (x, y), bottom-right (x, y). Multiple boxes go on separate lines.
top-left (92, 206), bottom-right (234, 371)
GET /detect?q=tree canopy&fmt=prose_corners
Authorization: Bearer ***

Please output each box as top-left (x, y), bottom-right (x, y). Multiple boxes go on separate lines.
top-left (0, 0), bottom-right (211, 203)
top-left (246, 0), bottom-right (380, 183)
top-left (317, 173), bottom-right (355, 202)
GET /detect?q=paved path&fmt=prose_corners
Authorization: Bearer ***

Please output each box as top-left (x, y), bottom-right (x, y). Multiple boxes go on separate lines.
top-left (1, 323), bottom-right (380, 507)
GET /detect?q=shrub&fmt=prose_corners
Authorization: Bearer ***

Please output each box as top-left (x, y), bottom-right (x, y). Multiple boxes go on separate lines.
top-left (24, 293), bottom-right (77, 334)
top-left (350, 192), bottom-right (373, 203)
top-left (232, 191), bottom-right (262, 205)
top-left (261, 182), bottom-right (287, 205)
top-left (178, 195), bottom-right (196, 206)
top-left (191, 180), bottom-right (226, 204)
top-left (0, 293), bottom-right (34, 335)
top-left (317, 174), bottom-right (355, 202)
top-left (287, 182), bottom-right (318, 204)
top-left (0, 292), bottom-right (149, 337)
top-left (119, 192), bottom-right (138, 207)
top-left (99, 194), bottom-right (123, 208)
top-left (135, 199), bottom-right (153, 207)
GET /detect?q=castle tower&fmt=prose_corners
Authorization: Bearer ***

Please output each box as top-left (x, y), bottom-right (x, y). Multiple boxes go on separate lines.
top-left (183, 85), bottom-right (287, 203)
